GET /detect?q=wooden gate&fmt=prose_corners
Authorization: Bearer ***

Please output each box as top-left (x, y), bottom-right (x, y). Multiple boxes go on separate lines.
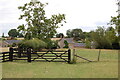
top-left (0, 48), bottom-right (71, 63)
top-left (30, 49), bottom-right (71, 62)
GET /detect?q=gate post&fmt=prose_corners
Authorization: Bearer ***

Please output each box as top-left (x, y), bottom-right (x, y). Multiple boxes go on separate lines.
top-left (68, 49), bottom-right (71, 63)
top-left (9, 47), bottom-right (13, 61)
top-left (27, 48), bottom-right (31, 62)
top-left (18, 47), bottom-right (21, 58)
top-left (72, 49), bottom-right (77, 63)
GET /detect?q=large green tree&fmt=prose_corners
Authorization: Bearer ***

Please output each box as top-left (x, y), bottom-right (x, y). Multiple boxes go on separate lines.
top-left (66, 28), bottom-right (84, 41)
top-left (17, 1), bottom-right (66, 40)
top-left (91, 26), bottom-right (119, 49)
top-left (8, 29), bottom-right (19, 37)
top-left (109, 1), bottom-right (120, 46)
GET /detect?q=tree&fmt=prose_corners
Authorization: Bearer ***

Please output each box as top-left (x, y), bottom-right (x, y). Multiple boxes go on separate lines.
top-left (56, 33), bottom-right (64, 38)
top-left (110, 16), bottom-right (120, 36)
top-left (18, 33), bottom-right (24, 38)
top-left (106, 27), bottom-right (116, 44)
top-left (109, 1), bottom-right (120, 47)
top-left (66, 28), bottom-right (84, 41)
top-left (17, 1), bottom-right (66, 40)
top-left (8, 29), bottom-right (19, 37)
top-left (90, 26), bottom-right (119, 49)
top-left (66, 29), bottom-right (72, 38)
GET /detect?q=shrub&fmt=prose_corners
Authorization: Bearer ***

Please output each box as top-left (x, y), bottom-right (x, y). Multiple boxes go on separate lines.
top-left (44, 39), bottom-right (59, 49)
top-left (18, 38), bottom-right (47, 49)
top-left (12, 43), bottom-right (17, 47)
top-left (63, 40), bottom-right (69, 48)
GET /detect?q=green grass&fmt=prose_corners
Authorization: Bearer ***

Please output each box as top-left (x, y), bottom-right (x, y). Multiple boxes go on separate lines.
top-left (1, 48), bottom-right (118, 78)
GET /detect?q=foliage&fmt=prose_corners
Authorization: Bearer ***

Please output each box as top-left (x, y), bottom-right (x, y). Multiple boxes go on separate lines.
top-left (66, 28), bottom-right (84, 41)
top-left (18, 33), bottom-right (24, 38)
top-left (44, 39), bottom-right (59, 49)
top-left (8, 29), bottom-right (19, 37)
top-left (109, 1), bottom-right (120, 47)
top-left (18, 38), bottom-right (47, 49)
top-left (109, 15), bottom-right (120, 37)
top-left (56, 33), bottom-right (64, 38)
top-left (91, 26), bottom-right (119, 49)
top-left (63, 40), bottom-right (69, 48)
top-left (66, 29), bottom-right (72, 38)
top-left (17, 1), bottom-right (66, 39)
top-left (85, 39), bottom-right (91, 48)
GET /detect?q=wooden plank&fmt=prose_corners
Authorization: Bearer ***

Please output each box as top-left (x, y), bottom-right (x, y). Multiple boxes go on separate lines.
top-left (31, 60), bottom-right (68, 62)
top-left (4, 55), bottom-right (9, 56)
top-left (32, 53), bottom-right (68, 54)
top-left (1, 52), bottom-right (9, 54)
top-left (13, 59), bottom-right (27, 60)
top-left (0, 55), bottom-right (2, 57)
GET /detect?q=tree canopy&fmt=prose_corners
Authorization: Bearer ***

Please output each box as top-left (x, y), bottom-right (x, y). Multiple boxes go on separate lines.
top-left (56, 33), bottom-right (64, 38)
top-left (17, 1), bottom-right (66, 40)
top-left (8, 29), bottom-right (19, 37)
top-left (66, 28), bottom-right (84, 41)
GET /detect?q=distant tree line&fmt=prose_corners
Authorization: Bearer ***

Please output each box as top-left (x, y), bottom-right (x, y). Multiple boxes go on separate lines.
top-left (65, 26), bottom-right (119, 49)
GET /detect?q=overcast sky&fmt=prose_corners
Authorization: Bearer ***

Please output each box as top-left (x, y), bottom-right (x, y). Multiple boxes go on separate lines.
top-left (0, 0), bottom-right (118, 36)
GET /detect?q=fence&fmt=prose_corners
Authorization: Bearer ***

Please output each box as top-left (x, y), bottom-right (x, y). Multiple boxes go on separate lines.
top-left (0, 52), bottom-right (10, 62)
top-left (0, 47), bottom-right (72, 64)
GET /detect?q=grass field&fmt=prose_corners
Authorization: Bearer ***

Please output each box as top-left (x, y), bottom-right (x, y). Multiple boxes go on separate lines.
top-left (1, 47), bottom-right (118, 78)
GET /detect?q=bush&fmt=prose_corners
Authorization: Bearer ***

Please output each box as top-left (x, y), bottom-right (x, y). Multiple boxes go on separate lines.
top-left (44, 39), bottom-right (59, 49)
top-left (63, 40), bottom-right (69, 48)
top-left (18, 38), bottom-right (47, 49)
top-left (12, 43), bottom-right (17, 47)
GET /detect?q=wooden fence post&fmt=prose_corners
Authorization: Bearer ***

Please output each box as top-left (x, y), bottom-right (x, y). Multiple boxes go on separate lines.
top-left (27, 48), bottom-right (31, 62)
top-left (68, 49), bottom-right (71, 63)
top-left (9, 47), bottom-right (13, 61)
top-left (98, 49), bottom-right (101, 61)
top-left (18, 47), bottom-right (21, 58)
top-left (73, 49), bottom-right (77, 63)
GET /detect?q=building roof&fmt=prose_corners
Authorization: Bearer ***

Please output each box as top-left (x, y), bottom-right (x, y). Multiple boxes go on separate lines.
top-left (62, 38), bottom-right (74, 43)
top-left (51, 38), bottom-right (74, 43)
top-left (74, 43), bottom-right (86, 47)
top-left (4, 40), bottom-right (22, 45)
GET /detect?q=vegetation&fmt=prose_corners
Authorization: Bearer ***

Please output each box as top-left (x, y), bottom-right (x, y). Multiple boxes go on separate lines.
top-left (56, 33), bottom-right (64, 38)
top-left (2, 49), bottom-right (118, 78)
top-left (8, 29), bottom-right (19, 37)
top-left (66, 28), bottom-right (84, 41)
top-left (44, 39), bottom-right (59, 49)
top-left (63, 40), bottom-right (69, 48)
top-left (17, 1), bottom-right (66, 40)
top-left (18, 38), bottom-right (47, 49)
top-left (8, 29), bottom-right (24, 38)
